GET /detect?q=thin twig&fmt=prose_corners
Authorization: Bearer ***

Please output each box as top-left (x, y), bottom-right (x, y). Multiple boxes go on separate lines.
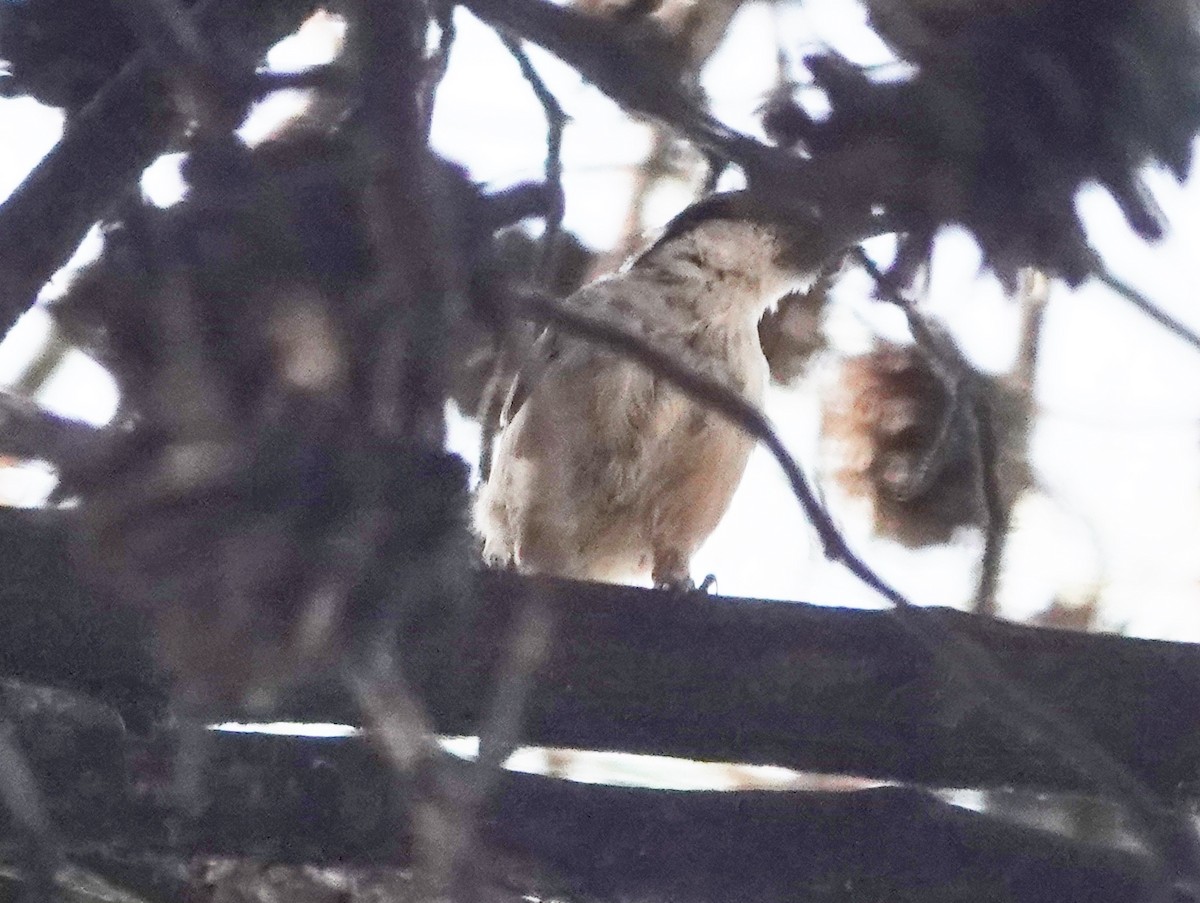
top-left (850, 248), bottom-right (1009, 616)
top-left (512, 289), bottom-right (878, 584)
top-left (1091, 262), bottom-right (1200, 355)
top-left (850, 249), bottom-right (994, 520)
top-left (473, 177), bottom-right (563, 482)
top-left (465, 0), bottom-right (746, 157)
top-left (471, 591), bottom-right (555, 793)
top-left (458, 0), bottom-right (819, 185)
top-left (969, 396), bottom-right (1007, 618)
top-left (499, 34), bottom-right (566, 281)
top-left (347, 648), bottom-right (438, 776)
top-left (975, 270), bottom-right (1050, 613)
top-left (254, 65), bottom-right (350, 97)
top-left (513, 285), bottom-right (1200, 896)
top-left (348, 647), bottom-right (459, 903)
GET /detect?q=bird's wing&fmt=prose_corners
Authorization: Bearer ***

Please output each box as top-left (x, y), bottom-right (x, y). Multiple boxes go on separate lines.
top-left (499, 325), bottom-right (563, 430)
top-left (500, 281), bottom-right (616, 429)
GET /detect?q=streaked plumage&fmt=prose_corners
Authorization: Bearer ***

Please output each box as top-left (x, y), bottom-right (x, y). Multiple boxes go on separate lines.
top-left (475, 193), bottom-right (856, 587)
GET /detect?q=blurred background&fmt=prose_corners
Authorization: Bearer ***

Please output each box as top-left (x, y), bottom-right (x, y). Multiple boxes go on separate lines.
top-left (3, 0), bottom-right (1200, 648)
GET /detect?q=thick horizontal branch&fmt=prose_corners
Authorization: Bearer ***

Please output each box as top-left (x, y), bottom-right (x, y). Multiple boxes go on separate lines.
top-left (423, 571), bottom-right (1200, 798)
top-left (0, 0), bottom-right (318, 339)
top-left (0, 508), bottom-right (1199, 798)
top-left (0, 509), bottom-right (165, 729)
top-left (0, 707), bottom-right (1163, 903)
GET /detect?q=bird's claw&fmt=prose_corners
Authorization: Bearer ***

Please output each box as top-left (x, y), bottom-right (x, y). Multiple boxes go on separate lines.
top-left (654, 574), bottom-right (718, 595)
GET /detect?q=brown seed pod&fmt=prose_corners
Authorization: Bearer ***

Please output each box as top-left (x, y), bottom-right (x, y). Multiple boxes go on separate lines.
top-left (822, 343), bottom-right (983, 547)
top-left (758, 261), bottom-right (844, 386)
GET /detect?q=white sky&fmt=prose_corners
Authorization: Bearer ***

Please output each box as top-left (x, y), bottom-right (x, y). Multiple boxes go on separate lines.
top-left (3, 3), bottom-right (1200, 639)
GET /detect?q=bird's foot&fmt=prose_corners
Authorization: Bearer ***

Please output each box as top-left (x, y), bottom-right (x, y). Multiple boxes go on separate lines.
top-left (654, 574), bottom-right (718, 595)
top-left (654, 576), bottom-right (693, 593)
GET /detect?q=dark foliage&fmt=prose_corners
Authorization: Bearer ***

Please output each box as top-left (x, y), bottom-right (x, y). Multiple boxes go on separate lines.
top-left (50, 126), bottom-right (480, 708)
top-left (0, 0), bottom-right (151, 110)
top-left (765, 0), bottom-right (1200, 285)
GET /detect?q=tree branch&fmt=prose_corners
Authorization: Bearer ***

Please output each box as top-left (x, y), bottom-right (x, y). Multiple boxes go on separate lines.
top-left (498, 34), bottom-right (565, 281)
top-left (1, 509), bottom-right (1200, 799)
top-left (0, 716), bottom-right (1168, 903)
top-left (0, 0), bottom-right (319, 340)
top-left (0, 393), bottom-right (113, 470)
top-left (458, 0), bottom-right (786, 176)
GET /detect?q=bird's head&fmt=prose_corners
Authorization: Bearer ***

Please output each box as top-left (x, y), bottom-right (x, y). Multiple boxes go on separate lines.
top-left (635, 190), bottom-right (886, 307)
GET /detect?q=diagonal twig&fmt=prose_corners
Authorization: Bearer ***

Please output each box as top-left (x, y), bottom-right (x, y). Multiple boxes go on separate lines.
top-left (460, 0), bottom-right (774, 171)
top-left (498, 34), bottom-right (566, 282)
top-left (1091, 260), bottom-right (1200, 355)
top-left (513, 284), bottom-right (1200, 897)
top-left (970, 400), bottom-right (1009, 618)
top-left (347, 647), bottom-right (464, 903)
top-left (512, 288), bottom-right (870, 581)
top-left (974, 269), bottom-right (1050, 614)
top-left (850, 248), bottom-right (1008, 614)
top-left (849, 256), bottom-right (1200, 886)
top-left (470, 590), bottom-right (554, 798)
top-left (478, 35), bottom-right (567, 481)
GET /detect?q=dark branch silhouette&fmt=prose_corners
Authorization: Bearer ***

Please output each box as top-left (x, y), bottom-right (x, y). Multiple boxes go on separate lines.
top-left (0, 0), bottom-right (317, 340)
top-left (0, 701), bottom-right (1167, 903)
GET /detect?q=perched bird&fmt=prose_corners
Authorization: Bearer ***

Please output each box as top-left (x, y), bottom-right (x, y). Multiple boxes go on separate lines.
top-left (475, 192), bottom-right (865, 589)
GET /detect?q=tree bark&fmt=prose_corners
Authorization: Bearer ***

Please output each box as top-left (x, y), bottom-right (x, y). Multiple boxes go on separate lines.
top-left (0, 508), bottom-right (1197, 797)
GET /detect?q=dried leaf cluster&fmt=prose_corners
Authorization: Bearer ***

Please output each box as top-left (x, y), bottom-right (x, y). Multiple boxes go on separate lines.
top-left (764, 0), bottom-right (1200, 284)
top-left (823, 342), bottom-right (982, 547)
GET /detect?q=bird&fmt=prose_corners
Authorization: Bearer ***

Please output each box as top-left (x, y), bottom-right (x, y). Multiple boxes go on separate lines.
top-left (474, 191), bottom-right (866, 589)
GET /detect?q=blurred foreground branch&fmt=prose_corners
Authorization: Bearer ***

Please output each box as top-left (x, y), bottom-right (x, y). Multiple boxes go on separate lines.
top-left (0, 0), bottom-right (318, 340)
